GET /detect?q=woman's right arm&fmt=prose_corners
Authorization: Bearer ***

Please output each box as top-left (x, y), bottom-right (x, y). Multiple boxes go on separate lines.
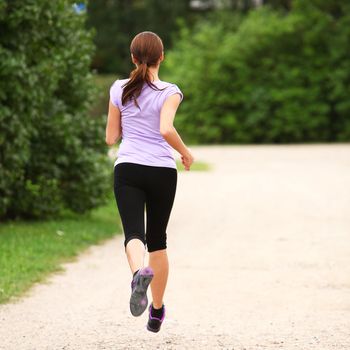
top-left (105, 99), bottom-right (122, 145)
top-left (160, 94), bottom-right (194, 170)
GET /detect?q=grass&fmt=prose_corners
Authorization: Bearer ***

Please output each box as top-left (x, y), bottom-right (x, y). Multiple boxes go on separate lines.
top-left (93, 73), bottom-right (117, 88)
top-left (0, 73), bottom-right (209, 305)
top-left (176, 159), bottom-right (211, 171)
top-left (0, 196), bottom-right (120, 304)
top-left (0, 159), bottom-right (209, 305)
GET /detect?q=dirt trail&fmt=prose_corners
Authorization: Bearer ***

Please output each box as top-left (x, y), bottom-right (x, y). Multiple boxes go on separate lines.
top-left (1, 145), bottom-right (349, 349)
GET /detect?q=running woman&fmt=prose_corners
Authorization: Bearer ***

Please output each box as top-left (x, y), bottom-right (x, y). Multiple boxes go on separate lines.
top-left (105, 31), bottom-right (194, 333)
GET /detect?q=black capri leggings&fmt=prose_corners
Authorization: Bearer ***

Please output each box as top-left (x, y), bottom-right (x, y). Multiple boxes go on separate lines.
top-left (114, 162), bottom-right (177, 253)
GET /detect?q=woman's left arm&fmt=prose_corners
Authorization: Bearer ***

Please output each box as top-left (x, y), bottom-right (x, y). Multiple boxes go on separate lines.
top-left (105, 100), bottom-right (122, 145)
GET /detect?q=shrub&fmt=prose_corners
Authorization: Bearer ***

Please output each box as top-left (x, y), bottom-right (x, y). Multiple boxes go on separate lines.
top-left (0, 0), bottom-right (111, 219)
top-left (163, 1), bottom-right (350, 143)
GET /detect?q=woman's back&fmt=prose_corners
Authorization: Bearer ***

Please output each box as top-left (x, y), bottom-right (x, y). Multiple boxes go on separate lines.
top-left (110, 78), bottom-right (183, 168)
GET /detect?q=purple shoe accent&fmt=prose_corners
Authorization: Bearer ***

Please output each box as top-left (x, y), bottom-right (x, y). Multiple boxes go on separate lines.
top-left (147, 303), bottom-right (166, 332)
top-left (149, 304), bottom-right (166, 322)
top-left (140, 267), bottom-right (154, 276)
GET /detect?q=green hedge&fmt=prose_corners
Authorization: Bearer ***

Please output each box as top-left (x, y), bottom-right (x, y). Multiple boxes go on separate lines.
top-left (0, 0), bottom-right (110, 219)
top-left (163, 0), bottom-right (350, 143)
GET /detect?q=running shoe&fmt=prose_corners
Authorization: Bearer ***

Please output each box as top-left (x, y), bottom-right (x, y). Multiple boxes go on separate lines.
top-left (146, 303), bottom-right (165, 333)
top-left (130, 267), bottom-right (154, 317)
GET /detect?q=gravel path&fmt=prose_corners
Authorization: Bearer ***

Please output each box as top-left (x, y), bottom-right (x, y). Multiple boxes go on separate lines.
top-left (1, 145), bottom-right (350, 350)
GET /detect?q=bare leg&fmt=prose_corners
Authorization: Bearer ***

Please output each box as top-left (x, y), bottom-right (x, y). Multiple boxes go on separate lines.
top-left (148, 249), bottom-right (169, 309)
top-left (125, 238), bottom-right (146, 274)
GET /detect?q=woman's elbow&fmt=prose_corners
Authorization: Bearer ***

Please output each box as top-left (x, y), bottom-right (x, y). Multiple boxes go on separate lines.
top-left (105, 134), bottom-right (119, 146)
top-left (160, 127), bottom-right (174, 138)
top-left (105, 137), bottom-right (115, 146)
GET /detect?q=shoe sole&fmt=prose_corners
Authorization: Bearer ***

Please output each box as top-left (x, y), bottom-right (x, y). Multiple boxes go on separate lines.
top-left (130, 267), bottom-right (154, 317)
top-left (146, 324), bottom-right (161, 333)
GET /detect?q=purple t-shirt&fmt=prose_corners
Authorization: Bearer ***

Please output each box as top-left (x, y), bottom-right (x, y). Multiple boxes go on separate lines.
top-left (109, 78), bottom-right (183, 169)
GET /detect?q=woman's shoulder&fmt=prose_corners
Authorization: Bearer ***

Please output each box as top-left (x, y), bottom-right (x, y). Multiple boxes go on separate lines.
top-left (109, 78), bottom-right (130, 108)
top-left (111, 78), bottom-right (130, 88)
top-left (155, 80), bottom-right (184, 102)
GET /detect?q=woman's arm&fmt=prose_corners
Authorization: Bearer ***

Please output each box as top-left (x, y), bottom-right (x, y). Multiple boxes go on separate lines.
top-left (105, 100), bottom-right (122, 145)
top-left (160, 94), bottom-right (194, 170)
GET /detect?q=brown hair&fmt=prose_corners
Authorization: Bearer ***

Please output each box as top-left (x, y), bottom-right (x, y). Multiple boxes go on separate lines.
top-left (122, 31), bottom-right (165, 109)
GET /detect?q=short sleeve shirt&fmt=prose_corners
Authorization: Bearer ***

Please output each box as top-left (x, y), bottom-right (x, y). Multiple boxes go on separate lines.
top-left (109, 79), bottom-right (183, 169)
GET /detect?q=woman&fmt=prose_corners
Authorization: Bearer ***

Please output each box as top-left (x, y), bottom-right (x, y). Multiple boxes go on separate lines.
top-left (105, 31), bottom-right (194, 333)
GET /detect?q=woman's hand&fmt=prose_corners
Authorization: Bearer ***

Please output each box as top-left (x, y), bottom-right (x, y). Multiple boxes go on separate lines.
top-left (181, 148), bottom-right (194, 171)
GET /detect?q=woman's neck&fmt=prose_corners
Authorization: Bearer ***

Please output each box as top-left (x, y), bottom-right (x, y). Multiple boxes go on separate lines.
top-left (148, 66), bottom-right (160, 82)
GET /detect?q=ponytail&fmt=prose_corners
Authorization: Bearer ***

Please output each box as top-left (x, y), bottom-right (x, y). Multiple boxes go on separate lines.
top-left (121, 31), bottom-right (166, 109)
top-left (122, 61), bottom-right (163, 109)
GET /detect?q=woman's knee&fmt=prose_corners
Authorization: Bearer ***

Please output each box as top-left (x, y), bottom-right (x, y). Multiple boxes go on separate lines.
top-left (124, 235), bottom-right (146, 251)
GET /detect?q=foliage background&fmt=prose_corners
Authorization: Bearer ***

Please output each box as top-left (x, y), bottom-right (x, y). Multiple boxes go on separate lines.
top-left (1, 0), bottom-right (349, 220)
top-left (0, 0), bottom-right (111, 220)
top-left (87, 0), bottom-right (198, 74)
top-left (162, 0), bottom-right (350, 143)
